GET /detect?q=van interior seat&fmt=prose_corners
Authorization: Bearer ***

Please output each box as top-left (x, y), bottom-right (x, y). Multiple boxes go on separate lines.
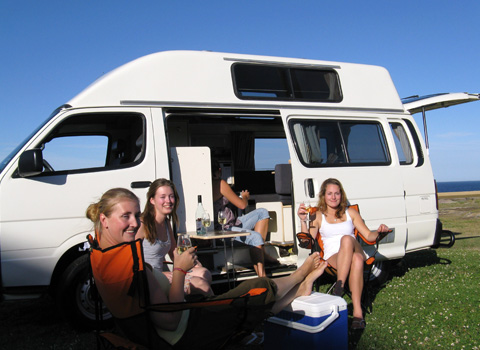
top-left (274, 163), bottom-right (292, 205)
top-left (110, 139), bottom-right (126, 166)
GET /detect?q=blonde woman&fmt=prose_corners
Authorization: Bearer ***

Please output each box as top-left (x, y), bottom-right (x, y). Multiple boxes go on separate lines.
top-left (298, 178), bottom-right (389, 330)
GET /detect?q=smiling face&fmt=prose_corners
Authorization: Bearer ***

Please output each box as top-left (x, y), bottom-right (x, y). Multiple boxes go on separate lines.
top-left (324, 183), bottom-right (342, 209)
top-left (149, 185), bottom-right (176, 218)
top-left (100, 199), bottom-right (141, 246)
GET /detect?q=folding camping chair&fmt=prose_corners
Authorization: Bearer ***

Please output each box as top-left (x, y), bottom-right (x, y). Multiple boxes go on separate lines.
top-left (87, 234), bottom-right (273, 350)
top-left (296, 204), bottom-right (391, 312)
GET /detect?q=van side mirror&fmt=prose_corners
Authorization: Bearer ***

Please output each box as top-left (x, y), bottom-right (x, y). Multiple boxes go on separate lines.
top-left (18, 149), bottom-right (44, 177)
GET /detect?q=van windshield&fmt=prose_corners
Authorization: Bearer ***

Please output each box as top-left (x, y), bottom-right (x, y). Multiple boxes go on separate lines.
top-left (0, 105), bottom-right (68, 173)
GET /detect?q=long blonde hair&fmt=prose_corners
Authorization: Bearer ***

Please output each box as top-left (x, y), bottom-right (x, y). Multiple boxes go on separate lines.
top-left (86, 188), bottom-right (139, 238)
top-left (317, 178), bottom-right (348, 219)
top-left (142, 178), bottom-right (180, 244)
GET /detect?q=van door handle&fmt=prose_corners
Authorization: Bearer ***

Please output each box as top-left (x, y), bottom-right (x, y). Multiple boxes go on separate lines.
top-left (131, 181), bottom-right (152, 189)
top-left (306, 179), bottom-right (315, 198)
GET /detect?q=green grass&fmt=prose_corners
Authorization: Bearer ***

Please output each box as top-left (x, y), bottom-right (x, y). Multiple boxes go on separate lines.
top-left (332, 197), bottom-right (480, 349)
top-left (356, 249), bottom-right (480, 349)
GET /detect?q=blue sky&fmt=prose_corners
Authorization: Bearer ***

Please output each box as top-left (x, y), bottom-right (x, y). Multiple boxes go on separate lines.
top-left (1, 1), bottom-right (479, 181)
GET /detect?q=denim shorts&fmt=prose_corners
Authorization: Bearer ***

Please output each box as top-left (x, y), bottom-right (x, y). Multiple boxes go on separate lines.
top-left (230, 208), bottom-right (270, 246)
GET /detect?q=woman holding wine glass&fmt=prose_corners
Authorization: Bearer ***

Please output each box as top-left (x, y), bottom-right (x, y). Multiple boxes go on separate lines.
top-left (297, 178), bottom-right (390, 330)
top-left (136, 178), bottom-right (213, 297)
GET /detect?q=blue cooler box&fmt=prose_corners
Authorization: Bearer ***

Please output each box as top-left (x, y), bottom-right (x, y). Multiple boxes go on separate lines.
top-left (264, 292), bottom-right (348, 350)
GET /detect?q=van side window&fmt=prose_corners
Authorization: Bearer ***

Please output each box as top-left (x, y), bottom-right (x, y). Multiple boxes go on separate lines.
top-left (390, 122), bottom-right (413, 165)
top-left (403, 119), bottom-right (424, 167)
top-left (232, 64), bottom-right (342, 102)
top-left (289, 119), bottom-right (390, 167)
top-left (36, 113), bottom-right (144, 174)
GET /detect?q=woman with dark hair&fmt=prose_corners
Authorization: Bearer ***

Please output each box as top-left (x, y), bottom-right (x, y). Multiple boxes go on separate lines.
top-left (137, 178), bottom-right (213, 297)
top-left (211, 160), bottom-right (278, 278)
top-left (297, 178), bottom-right (389, 330)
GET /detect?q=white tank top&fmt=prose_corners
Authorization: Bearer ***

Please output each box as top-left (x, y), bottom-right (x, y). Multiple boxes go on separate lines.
top-left (319, 210), bottom-right (355, 260)
top-left (142, 221), bottom-right (171, 270)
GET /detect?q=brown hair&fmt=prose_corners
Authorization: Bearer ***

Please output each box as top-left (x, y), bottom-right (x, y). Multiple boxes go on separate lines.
top-left (317, 178), bottom-right (348, 219)
top-left (142, 178), bottom-right (180, 244)
top-left (86, 188), bottom-right (139, 238)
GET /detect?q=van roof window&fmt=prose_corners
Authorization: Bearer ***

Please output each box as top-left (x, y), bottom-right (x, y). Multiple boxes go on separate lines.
top-left (232, 63), bottom-right (342, 102)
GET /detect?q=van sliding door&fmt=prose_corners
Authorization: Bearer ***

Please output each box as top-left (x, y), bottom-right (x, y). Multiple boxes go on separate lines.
top-left (283, 112), bottom-right (407, 263)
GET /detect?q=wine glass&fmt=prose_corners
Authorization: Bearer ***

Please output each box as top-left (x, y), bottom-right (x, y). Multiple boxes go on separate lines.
top-left (177, 233), bottom-right (192, 254)
top-left (202, 212), bottom-right (211, 233)
top-left (217, 210), bottom-right (227, 233)
top-left (304, 200), bottom-right (318, 228)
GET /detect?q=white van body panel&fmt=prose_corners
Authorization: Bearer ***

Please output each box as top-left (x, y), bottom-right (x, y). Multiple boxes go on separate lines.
top-left (68, 51), bottom-right (404, 112)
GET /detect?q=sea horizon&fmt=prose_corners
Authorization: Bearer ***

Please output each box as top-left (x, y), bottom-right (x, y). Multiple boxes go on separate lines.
top-left (436, 180), bottom-right (480, 193)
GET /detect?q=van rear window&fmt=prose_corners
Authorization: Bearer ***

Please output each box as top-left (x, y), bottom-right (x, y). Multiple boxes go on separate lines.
top-left (232, 64), bottom-right (342, 102)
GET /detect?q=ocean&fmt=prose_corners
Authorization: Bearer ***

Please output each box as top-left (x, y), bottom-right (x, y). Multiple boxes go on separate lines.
top-left (436, 181), bottom-right (480, 193)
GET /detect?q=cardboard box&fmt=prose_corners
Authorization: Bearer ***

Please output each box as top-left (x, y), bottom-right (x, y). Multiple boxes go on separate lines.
top-left (264, 292), bottom-right (348, 349)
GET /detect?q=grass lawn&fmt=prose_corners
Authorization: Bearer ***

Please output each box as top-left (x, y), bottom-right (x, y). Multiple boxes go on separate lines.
top-left (342, 197), bottom-right (480, 349)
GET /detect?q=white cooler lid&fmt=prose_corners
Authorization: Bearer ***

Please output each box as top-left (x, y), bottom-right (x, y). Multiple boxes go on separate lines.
top-left (285, 292), bottom-right (347, 318)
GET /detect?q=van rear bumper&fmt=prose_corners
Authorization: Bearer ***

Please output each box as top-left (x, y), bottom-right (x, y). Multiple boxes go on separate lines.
top-left (432, 218), bottom-right (443, 248)
top-left (432, 218), bottom-right (456, 249)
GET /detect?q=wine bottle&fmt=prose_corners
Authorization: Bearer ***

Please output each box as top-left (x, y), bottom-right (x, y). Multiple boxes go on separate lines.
top-left (195, 195), bottom-right (206, 235)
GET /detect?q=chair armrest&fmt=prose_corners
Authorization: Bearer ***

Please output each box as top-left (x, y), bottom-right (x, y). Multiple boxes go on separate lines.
top-left (357, 229), bottom-right (393, 245)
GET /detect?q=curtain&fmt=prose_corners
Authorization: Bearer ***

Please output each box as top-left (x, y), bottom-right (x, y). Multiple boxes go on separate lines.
top-left (231, 132), bottom-right (255, 170)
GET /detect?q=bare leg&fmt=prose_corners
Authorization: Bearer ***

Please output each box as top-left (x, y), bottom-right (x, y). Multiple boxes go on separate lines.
top-left (272, 260), bottom-right (327, 314)
top-left (250, 246), bottom-right (266, 277)
top-left (328, 235), bottom-right (358, 292)
top-left (254, 218), bottom-right (269, 241)
top-left (349, 252), bottom-right (365, 319)
top-left (273, 252), bottom-right (320, 300)
top-left (255, 218), bottom-right (278, 264)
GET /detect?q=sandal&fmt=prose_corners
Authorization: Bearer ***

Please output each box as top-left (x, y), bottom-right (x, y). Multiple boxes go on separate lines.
top-left (333, 282), bottom-right (344, 297)
top-left (351, 317), bottom-right (366, 330)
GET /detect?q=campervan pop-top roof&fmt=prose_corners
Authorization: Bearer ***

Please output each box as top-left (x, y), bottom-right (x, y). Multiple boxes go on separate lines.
top-left (68, 50), bottom-right (405, 112)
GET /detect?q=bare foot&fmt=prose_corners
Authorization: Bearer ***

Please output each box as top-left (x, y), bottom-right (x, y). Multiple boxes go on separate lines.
top-left (297, 252), bottom-right (321, 278)
top-left (297, 260), bottom-right (328, 297)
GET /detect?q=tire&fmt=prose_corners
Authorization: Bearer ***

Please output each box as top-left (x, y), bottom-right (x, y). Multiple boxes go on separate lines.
top-left (364, 260), bottom-right (389, 286)
top-left (55, 254), bottom-right (113, 329)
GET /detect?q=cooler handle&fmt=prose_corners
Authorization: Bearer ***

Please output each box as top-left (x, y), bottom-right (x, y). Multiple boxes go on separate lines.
top-left (267, 305), bottom-right (339, 334)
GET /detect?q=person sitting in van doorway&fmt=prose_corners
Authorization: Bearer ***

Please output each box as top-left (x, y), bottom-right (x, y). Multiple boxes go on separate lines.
top-left (297, 178), bottom-right (390, 330)
top-left (211, 160), bottom-right (279, 278)
top-left (136, 178), bottom-right (214, 297)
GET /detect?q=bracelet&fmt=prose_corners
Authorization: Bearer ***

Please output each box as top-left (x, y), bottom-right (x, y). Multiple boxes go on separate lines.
top-left (173, 267), bottom-right (187, 275)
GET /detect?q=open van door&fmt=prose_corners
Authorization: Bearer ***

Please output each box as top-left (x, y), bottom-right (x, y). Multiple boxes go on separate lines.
top-left (403, 92), bottom-right (480, 149)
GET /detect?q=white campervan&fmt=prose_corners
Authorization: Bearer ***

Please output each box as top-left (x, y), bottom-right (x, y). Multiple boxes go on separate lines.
top-left (0, 50), bottom-right (477, 327)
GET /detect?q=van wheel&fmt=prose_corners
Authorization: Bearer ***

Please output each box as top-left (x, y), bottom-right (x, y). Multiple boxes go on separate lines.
top-left (365, 260), bottom-right (389, 286)
top-left (55, 254), bottom-right (113, 329)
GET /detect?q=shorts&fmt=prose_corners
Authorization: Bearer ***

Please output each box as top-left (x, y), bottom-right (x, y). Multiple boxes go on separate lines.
top-left (230, 208), bottom-right (270, 246)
